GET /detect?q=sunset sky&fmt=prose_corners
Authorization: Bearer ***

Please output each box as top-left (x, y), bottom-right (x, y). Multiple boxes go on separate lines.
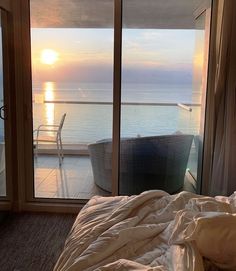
top-left (31, 28), bottom-right (195, 84)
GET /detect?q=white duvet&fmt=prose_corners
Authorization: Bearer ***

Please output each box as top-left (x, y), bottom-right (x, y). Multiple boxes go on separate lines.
top-left (54, 191), bottom-right (236, 271)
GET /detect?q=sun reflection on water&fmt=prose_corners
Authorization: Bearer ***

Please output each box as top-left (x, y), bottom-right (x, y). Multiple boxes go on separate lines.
top-left (44, 82), bottom-right (55, 125)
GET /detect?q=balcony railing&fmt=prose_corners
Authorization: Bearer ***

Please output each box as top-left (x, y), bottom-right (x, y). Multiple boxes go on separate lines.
top-left (33, 100), bottom-right (201, 150)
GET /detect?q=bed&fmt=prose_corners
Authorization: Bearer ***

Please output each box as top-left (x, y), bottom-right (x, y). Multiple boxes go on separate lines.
top-left (54, 190), bottom-right (236, 271)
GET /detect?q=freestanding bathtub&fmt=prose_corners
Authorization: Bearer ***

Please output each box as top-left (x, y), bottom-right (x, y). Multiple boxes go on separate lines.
top-left (88, 134), bottom-right (193, 195)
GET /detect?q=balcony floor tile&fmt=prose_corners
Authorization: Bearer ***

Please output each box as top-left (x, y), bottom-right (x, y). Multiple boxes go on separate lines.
top-left (34, 155), bottom-right (110, 199)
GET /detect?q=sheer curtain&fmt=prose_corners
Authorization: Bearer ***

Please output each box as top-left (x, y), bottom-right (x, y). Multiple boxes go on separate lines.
top-left (203, 0), bottom-right (236, 196)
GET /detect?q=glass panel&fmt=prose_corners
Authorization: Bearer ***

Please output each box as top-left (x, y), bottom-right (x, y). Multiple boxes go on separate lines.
top-left (120, 0), bottom-right (211, 195)
top-left (30, 1), bottom-right (114, 199)
top-left (188, 10), bottom-right (208, 182)
top-left (0, 12), bottom-right (6, 197)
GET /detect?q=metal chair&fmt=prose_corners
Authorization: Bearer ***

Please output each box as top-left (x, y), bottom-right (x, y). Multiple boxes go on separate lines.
top-left (34, 113), bottom-right (66, 165)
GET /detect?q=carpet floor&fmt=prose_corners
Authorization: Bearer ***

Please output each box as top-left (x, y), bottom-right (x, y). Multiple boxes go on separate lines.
top-left (0, 212), bottom-right (76, 271)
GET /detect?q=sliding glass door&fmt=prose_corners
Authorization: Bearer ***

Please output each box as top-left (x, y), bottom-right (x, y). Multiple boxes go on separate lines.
top-left (27, 0), bottom-right (212, 202)
top-left (30, 0), bottom-right (114, 200)
top-left (191, 8), bottom-right (211, 192)
top-left (119, 0), bottom-right (211, 195)
top-left (0, 6), bottom-right (14, 203)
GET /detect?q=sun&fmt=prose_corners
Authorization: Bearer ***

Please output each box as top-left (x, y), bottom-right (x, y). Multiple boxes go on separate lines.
top-left (40, 49), bottom-right (59, 65)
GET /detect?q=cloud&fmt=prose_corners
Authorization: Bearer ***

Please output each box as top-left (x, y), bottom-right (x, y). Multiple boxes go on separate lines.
top-left (32, 61), bottom-right (192, 85)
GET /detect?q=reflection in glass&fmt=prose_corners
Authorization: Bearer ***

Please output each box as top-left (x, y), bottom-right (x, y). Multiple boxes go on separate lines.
top-left (44, 82), bottom-right (55, 125)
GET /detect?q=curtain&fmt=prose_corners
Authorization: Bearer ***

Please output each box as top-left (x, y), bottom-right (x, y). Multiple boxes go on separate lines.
top-left (203, 0), bottom-right (236, 196)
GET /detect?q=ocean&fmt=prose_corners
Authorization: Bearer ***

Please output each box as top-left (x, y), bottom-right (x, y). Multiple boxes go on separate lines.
top-left (33, 82), bottom-right (201, 144)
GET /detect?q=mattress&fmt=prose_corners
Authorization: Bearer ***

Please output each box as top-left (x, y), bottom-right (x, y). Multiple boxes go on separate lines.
top-left (54, 190), bottom-right (236, 271)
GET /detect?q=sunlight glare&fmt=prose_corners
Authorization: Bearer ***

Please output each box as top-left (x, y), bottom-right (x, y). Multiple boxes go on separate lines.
top-left (44, 82), bottom-right (55, 101)
top-left (44, 82), bottom-right (55, 125)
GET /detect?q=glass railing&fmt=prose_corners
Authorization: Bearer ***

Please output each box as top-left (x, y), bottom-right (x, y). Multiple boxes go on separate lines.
top-left (33, 101), bottom-right (200, 144)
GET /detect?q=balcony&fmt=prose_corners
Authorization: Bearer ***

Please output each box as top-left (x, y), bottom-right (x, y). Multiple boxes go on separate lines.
top-left (33, 100), bottom-right (199, 199)
top-left (34, 155), bottom-right (110, 199)
top-left (34, 152), bottom-right (196, 199)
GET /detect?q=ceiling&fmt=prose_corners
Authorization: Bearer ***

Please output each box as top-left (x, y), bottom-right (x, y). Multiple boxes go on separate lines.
top-left (30, 0), bottom-right (209, 29)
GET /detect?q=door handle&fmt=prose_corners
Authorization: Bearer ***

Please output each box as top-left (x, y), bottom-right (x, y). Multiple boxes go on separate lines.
top-left (0, 105), bottom-right (6, 120)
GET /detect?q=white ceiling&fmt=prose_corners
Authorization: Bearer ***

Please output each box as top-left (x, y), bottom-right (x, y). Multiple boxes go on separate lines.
top-left (30, 0), bottom-right (210, 29)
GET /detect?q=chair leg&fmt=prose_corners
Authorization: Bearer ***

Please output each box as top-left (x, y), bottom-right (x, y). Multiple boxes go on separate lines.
top-left (56, 140), bottom-right (62, 166)
top-left (35, 140), bottom-right (38, 159)
top-left (59, 136), bottom-right (64, 159)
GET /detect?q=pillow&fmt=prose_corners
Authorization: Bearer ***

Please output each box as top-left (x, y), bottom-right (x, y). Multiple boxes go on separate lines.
top-left (169, 210), bottom-right (236, 269)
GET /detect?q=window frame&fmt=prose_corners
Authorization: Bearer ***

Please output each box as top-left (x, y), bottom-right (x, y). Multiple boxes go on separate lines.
top-left (11, 0), bottom-right (216, 212)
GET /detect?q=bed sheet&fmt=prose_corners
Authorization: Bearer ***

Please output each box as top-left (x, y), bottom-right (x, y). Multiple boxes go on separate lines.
top-left (54, 190), bottom-right (236, 271)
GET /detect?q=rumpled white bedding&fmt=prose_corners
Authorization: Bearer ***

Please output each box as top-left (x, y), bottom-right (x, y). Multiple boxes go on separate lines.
top-left (54, 191), bottom-right (236, 271)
